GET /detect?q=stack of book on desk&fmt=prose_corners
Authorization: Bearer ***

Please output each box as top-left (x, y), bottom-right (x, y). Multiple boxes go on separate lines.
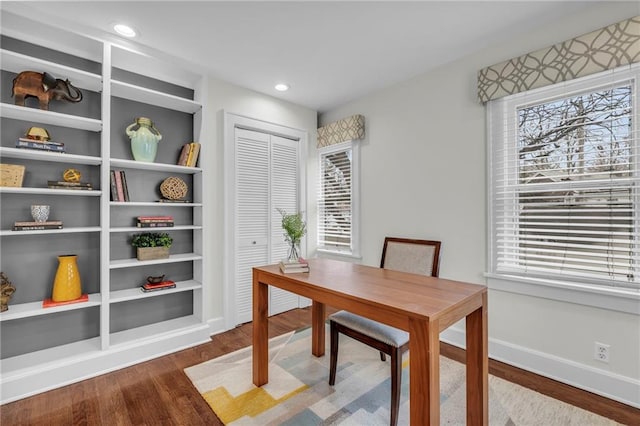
top-left (140, 280), bottom-right (176, 292)
top-left (279, 258), bottom-right (309, 273)
top-left (136, 215), bottom-right (174, 227)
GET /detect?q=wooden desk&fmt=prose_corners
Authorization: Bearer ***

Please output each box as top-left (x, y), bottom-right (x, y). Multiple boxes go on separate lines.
top-left (253, 258), bottom-right (488, 425)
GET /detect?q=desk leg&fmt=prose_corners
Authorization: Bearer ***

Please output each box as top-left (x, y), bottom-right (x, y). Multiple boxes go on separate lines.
top-left (252, 270), bottom-right (268, 387)
top-left (311, 301), bottom-right (325, 357)
top-left (466, 292), bottom-right (488, 425)
top-left (409, 317), bottom-right (440, 425)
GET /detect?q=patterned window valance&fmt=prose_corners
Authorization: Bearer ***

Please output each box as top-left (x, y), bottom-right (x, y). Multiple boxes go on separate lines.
top-left (317, 114), bottom-right (365, 148)
top-left (477, 15), bottom-right (640, 103)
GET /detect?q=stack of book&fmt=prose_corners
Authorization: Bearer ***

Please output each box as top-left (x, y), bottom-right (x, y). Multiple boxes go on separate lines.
top-left (140, 280), bottom-right (176, 292)
top-left (177, 142), bottom-right (201, 167)
top-left (13, 220), bottom-right (63, 231)
top-left (279, 258), bottom-right (310, 273)
top-left (47, 180), bottom-right (93, 190)
top-left (110, 170), bottom-right (130, 201)
top-left (16, 137), bottom-right (65, 153)
top-left (136, 215), bottom-right (174, 228)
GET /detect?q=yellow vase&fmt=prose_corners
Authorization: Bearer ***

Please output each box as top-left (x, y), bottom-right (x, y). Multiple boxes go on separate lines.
top-left (52, 254), bottom-right (82, 302)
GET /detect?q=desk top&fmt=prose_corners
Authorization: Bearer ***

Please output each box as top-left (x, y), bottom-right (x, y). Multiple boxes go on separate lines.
top-left (254, 258), bottom-right (486, 331)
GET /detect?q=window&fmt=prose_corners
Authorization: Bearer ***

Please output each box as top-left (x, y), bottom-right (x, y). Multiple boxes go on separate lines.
top-left (488, 65), bottom-right (639, 293)
top-left (318, 141), bottom-right (360, 256)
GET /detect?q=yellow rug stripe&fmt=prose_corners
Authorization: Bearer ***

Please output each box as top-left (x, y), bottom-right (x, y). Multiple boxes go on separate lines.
top-left (202, 384), bottom-right (309, 424)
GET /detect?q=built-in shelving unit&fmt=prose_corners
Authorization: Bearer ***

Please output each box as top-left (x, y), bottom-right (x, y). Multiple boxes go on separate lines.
top-left (0, 14), bottom-right (208, 403)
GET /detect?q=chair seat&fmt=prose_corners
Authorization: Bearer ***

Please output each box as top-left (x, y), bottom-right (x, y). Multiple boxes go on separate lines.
top-left (329, 310), bottom-right (409, 347)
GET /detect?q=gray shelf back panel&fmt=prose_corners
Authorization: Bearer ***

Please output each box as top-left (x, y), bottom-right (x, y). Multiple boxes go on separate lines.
top-left (1, 306), bottom-right (100, 359)
top-left (0, 233), bottom-right (100, 304)
top-left (112, 67), bottom-right (194, 100)
top-left (110, 262), bottom-right (193, 292)
top-left (110, 97), bottom-right (193, 164)
top-left (1, 117), bottom-right (101, 157)
top-left (2, 70), bottom-right (101, 119)
top-left (109, 291), bottom-right (193, 333)
top-left (1, 194), bottom-right (100, 229)
top-left (1, 35), bottom-right (102, 74)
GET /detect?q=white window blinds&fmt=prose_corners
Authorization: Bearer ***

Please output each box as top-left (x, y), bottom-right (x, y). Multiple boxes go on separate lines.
top-left (318, 141), bottom-right (358, 255)
top-left (489, 65), bottom-right (639, 290)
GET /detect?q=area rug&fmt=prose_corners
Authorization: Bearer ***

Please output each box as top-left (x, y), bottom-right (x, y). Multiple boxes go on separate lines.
top-left (185, 326), bottom-right (620, 425)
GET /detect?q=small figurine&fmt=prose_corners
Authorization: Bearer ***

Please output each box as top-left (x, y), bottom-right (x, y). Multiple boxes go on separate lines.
top-left (1, 272), bottom-right (16, 312)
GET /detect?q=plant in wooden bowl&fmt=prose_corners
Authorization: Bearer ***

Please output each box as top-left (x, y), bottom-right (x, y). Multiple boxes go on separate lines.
top-left (131, 232), bottom-right (173, 261)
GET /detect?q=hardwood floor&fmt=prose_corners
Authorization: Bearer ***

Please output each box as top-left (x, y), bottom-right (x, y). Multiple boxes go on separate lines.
top-left (2, 307), bottom-right (638, 425)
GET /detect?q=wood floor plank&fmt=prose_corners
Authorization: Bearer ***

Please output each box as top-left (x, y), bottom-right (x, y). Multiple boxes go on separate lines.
top-left (1, 307), bottom-right (636, 425)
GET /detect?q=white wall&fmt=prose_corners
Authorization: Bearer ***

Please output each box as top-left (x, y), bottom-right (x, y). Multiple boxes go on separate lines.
top-left (202, 78), bottom-right (317, 327)
top-left (318, 3), bottom-right (640, 407)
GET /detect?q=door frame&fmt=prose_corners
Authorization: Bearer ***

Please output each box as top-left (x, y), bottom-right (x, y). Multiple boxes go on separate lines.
top-left (223, 111), bottom-right (308, 329)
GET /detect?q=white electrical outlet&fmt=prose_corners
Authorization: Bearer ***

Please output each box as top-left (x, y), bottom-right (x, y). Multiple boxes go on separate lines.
top-left (594, 342), bottom-right (610, 363)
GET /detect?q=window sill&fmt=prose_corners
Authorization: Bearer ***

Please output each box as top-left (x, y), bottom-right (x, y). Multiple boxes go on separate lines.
top-left (485, 272), bottom-right (640, 315)
top-left (317, 248), bottom-right (362, 261)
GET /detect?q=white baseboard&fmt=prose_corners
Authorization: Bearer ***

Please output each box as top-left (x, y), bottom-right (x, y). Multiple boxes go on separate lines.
top-left (440, 327), bottom-right (640, 409)
top-left (207, 316), bottom-right (227, 335)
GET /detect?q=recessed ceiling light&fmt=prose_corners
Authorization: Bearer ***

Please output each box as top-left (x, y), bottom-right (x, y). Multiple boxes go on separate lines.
top-left (275, 83), bottom-right (289, 92)
top-left (113, 24), bottom-right (137, 38)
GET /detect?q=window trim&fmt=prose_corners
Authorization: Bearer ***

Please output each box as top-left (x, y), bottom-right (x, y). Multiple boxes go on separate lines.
top-left (317, 140), bottom-right (360, 258)
top-left (487, 64), bottom-right (640, 313)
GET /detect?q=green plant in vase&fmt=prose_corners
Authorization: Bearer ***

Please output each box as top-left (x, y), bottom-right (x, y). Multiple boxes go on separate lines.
top-left (277, 208), bottom-right (306, 262)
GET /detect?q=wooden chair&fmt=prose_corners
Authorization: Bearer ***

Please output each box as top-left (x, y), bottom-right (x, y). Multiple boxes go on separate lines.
top-left (328, 237), bottom-right (441, 426)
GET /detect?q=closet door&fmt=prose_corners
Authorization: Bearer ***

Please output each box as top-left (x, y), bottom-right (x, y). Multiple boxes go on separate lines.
top-left (234, 129), bottom-right (301, 324)
top-left (235, 129), bottom-right (270, 324)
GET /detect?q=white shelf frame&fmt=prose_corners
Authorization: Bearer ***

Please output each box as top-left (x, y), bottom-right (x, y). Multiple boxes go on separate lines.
top-left (0, 48), bottom-right (102, 91)
top-left (0, 187), bottom-right (102, 196)
top-left (110, 225), bottom-right (202, 233)
top-left (0, 226), bottom-right (101, 236)
top-left (0, 103), bottom-right (102, 132)
top-left (111, 80), bottom-right (202, 113)
top-left (109, 253), bottom-right (203, 269)
top-left (0, 147), bottom-right (102, 165)
top-left (109, 201), bottom-right (202, 207)
top-left (0, 293), bottom-right (101, 322)
top-left (110, 158), bottom-right (201, 174)
top-left (109, 280), bottom-right (202, 304)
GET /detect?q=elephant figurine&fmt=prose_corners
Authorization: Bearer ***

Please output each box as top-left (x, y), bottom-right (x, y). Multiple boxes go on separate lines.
top-left (12, 71), bottom-right (83, 110)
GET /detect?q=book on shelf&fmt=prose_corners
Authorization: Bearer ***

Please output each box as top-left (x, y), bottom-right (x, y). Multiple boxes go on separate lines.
top-left (16, 140), bottom-right (65, 152)
top-left (187, 142), bottom-right (201, 167)
top-left (48, 185), bottom-right (93, 190)
top-left (137, 215), bottom-right (174, 221)
top-left (157, 199), bottom-right (190, 203)
top-left (177, 143), bottom-right (190, 166)
top-left (140, 280), bottom-right (176, 292)
top-left (111, 170), bottom-right (129, 201)
top-left (14, 220), bottom-right (63, 230)
top-left (18, 137), bottom-right (64, 146)
top-left (136, 222), bottom-right (174, 228)
top-left (47, 181), bottom-right (92, 188)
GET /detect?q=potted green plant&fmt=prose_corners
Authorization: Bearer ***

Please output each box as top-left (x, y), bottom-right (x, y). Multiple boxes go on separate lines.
top-left (277, 208), bottom-right (306, 262)
top-left (131, 232), bottom-right (173, 261)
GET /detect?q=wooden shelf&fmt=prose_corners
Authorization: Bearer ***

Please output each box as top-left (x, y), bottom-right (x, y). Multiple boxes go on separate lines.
top-left (109, 280), bottom-right (202, 304)
top-left (110, 158), bottom-right (201, 174)
top-left (0, 147), bottom-right (102, 165)
top-left (0, 226), bottom-right (101, 236)
top-left (109, 253), bottom-right (203, 269)
top-left (111, 80), bottom-right (201, 114)
top-left (0, 103), bottom-right (102, 132)
top-left (0, 293), bottom-right (101, 322)
top-left (1, 49), bottom-right (102, 91)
